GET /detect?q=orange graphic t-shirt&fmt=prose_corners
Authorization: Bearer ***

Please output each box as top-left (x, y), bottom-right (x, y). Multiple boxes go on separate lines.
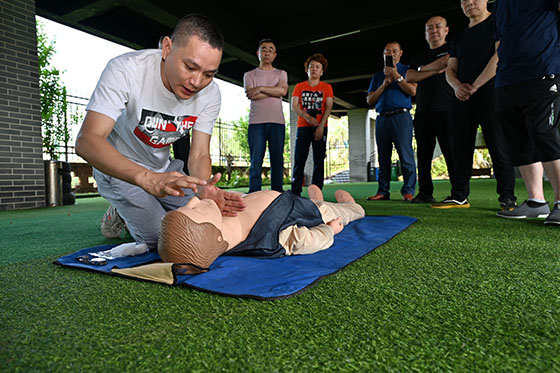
top-left (292, 81), bottom-right (334, 128)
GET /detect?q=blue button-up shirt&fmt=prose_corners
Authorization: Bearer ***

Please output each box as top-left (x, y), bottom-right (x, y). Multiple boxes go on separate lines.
top-left (368, 63), bottom-right (412, 113)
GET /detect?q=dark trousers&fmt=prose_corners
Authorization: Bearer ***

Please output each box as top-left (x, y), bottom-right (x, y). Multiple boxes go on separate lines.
top-left (414, 111), bottom-right (454, 197)
top-left (450, 84), bottom-right (516, 202)
top-left (291, 126), bottom-right (328, 196)
top-left (172, 133), bottom-right (190, 175)
top-left (375, 111), bottom-right (417, 196)
top-left (248, 123), bottom-right (285, 193)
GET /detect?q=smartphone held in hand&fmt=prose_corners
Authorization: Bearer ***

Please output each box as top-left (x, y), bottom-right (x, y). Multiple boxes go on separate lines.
top-left (384, 55), bottom-right (393, 67)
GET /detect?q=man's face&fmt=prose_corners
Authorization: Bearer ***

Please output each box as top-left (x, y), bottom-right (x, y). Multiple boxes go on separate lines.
top-left (177, 196), bottom-right (223, 230)
top-left (425, 17), bottom-right (448, 48)
top-left (307, 60), bottom-right (324, 80)
top-left (383, 43), bottom-right (403, 65)
top-left (257, 42), bottom-right (277, 65)
top-left (460, 0), bottom-right (488, 19)
top-left (161, 35), bottom-right (222, 100)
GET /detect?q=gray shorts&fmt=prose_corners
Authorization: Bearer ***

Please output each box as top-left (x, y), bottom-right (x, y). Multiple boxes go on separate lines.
top-left (94, 159), bottom-right (195, 248)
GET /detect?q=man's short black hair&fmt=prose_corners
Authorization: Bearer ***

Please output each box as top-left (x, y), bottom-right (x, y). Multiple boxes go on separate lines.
top-left (258, 38), bottom-right (276, 49)
top-left (385, 41), bottom-right (402, 50)
top-left (171, 14), bottom-right (224, 50)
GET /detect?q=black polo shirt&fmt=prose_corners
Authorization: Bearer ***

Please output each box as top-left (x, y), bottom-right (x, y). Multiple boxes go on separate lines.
top-left (409, 43), bottom-right (453, 114)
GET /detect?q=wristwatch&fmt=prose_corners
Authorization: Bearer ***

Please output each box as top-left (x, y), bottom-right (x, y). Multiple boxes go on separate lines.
top-left (397, 76), bottom-right (404, 83)
top-left (417, 66), bottom-right (423, 72)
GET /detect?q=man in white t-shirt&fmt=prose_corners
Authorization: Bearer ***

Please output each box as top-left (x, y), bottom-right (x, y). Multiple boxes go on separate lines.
top-left (75, 15), bottom-right (245, 248)
top-left (243, 39), bottom-right (288, 192)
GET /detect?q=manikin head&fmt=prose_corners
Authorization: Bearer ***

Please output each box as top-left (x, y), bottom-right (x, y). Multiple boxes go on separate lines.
top-left (158, 197), bottom-right (229, 274)
top-left (425, 16), bottom-right (449, 49)
top-left (304, 53), bottom-right (328, 81)
top-left (160, 14), bottom-right (224, 100)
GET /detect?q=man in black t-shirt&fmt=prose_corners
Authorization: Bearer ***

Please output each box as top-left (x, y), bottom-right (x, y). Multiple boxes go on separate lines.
top-left (407, 16), bottom-right (454, 204)
top-left (431, 0), bottom-right (517, 211)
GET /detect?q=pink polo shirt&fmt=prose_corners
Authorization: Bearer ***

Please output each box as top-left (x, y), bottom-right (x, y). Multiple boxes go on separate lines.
top-left (243, 68), bottom-right (287, 125)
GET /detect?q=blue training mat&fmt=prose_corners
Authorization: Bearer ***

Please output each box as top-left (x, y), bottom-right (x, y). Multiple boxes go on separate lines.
top-left (55, 215), bottom-right (416, 300)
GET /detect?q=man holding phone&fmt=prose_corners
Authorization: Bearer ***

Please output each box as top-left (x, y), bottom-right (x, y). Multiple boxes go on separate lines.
top-left (366, 42), bottom-right (417, 201)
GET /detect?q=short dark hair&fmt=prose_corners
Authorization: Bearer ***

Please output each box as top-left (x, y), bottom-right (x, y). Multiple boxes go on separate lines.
top-left (304, 53), bottom-right (328, 73)
top-left (385, 41), bottom-right (402, 50)
top-left (171, 14), bottom-right (224, 50)
top-left (258, 38), bottom-right (276, 49)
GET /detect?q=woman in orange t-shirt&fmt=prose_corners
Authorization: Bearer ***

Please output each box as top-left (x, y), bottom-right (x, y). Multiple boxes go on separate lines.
top-left (290, 53), bottom-right (334, 196)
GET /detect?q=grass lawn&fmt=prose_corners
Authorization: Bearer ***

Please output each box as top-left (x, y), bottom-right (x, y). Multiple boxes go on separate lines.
top-left (1, 178), bottom-right (559, 371)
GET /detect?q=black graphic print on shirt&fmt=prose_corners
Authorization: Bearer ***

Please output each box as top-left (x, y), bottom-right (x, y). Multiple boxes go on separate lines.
top-left (301, 90), bottom-right (323, 118)
top-left (134, 109), bottom-right (197, 148)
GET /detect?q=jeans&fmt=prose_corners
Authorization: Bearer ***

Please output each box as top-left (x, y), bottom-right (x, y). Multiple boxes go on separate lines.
top-left (291, 126), bottom-right (328, 196)
top-left (375, 111), bottom-right (417, 196)
top-left (248, 123), bottom-right (285, 192)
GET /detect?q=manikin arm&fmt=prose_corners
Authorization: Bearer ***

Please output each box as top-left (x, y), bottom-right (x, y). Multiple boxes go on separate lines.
top-left (278, 224), bottom-right (335, 255)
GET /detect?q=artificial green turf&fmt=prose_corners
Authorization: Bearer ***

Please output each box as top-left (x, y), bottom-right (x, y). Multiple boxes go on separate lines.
top-left (2, 179), bottom-right (559, 371)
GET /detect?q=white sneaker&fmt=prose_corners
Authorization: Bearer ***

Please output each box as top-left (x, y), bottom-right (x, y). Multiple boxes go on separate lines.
top-left (100, 205), bottom-right (126, 238)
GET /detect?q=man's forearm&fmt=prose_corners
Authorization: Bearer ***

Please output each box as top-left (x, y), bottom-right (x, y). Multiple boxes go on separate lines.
top-left (398, 80), bottom-right (417, 96)
top-left (248, 93), bottom-right (269, 101)
top-left (445, 67), bottom-right (461, 90)
top-left (406, 69), bottom-right (439, 83)
top-left (187, 153), bottom-right (212, 181)
top-left (367, 86), bottom-right (384, 106)
top-left (259, 85), bottom-right (288, 97)
top-left (75, 132), bottom-right (150, 188)
top-left (472, 52), bottom-right (498, 90)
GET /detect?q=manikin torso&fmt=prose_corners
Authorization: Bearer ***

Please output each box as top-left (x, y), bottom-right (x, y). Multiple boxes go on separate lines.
top-left (220, 190), bottom-right (280, 250)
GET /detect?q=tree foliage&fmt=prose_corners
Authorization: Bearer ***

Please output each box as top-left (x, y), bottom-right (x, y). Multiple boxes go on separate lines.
top-left (37, 21), bottom-right (69, 160)
top-left (232, 113), bottom-right (250, 159)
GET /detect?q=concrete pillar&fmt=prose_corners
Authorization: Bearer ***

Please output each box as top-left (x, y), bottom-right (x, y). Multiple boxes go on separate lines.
top-left (288, 84), bottom-right (314, 188)
top-left (0, 0), bottom-right (45, 210)
top-left (348, 108), bottom-right (376, 182)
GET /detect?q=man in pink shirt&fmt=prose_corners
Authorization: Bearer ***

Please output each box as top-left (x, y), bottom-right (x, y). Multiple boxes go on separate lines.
top-left (243, 39), bottom-right (288, 192)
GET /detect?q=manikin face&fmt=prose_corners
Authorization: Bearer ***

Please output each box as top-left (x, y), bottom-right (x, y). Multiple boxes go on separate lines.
top-left (160, 35), bottom-right (222, 100)
top-left (383, 43), bottom-right (403, 65)
top-left (460, 0), bottom-right (488, 19)
top-left (177, 196), bottom-right (223, 229)
top-left (307, 60), bottom-right (323, 80)
top-left (257, 42), bottom-right (277, 65)
top-left (425, 17), bottom-right (448, 49)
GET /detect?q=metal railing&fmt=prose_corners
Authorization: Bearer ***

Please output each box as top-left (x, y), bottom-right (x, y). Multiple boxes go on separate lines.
top-left (47, 95), bottom-right (350, 180)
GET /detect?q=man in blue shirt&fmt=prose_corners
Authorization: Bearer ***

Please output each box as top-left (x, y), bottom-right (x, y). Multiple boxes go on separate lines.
top-left (367, 42), bottom-right (417, 201)
top-left (494, 0), bottom-right (560, 225)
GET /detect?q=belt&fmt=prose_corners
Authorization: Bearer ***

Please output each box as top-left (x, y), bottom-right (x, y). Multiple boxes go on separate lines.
top-left (379, 108), bottom-right (408, 117)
